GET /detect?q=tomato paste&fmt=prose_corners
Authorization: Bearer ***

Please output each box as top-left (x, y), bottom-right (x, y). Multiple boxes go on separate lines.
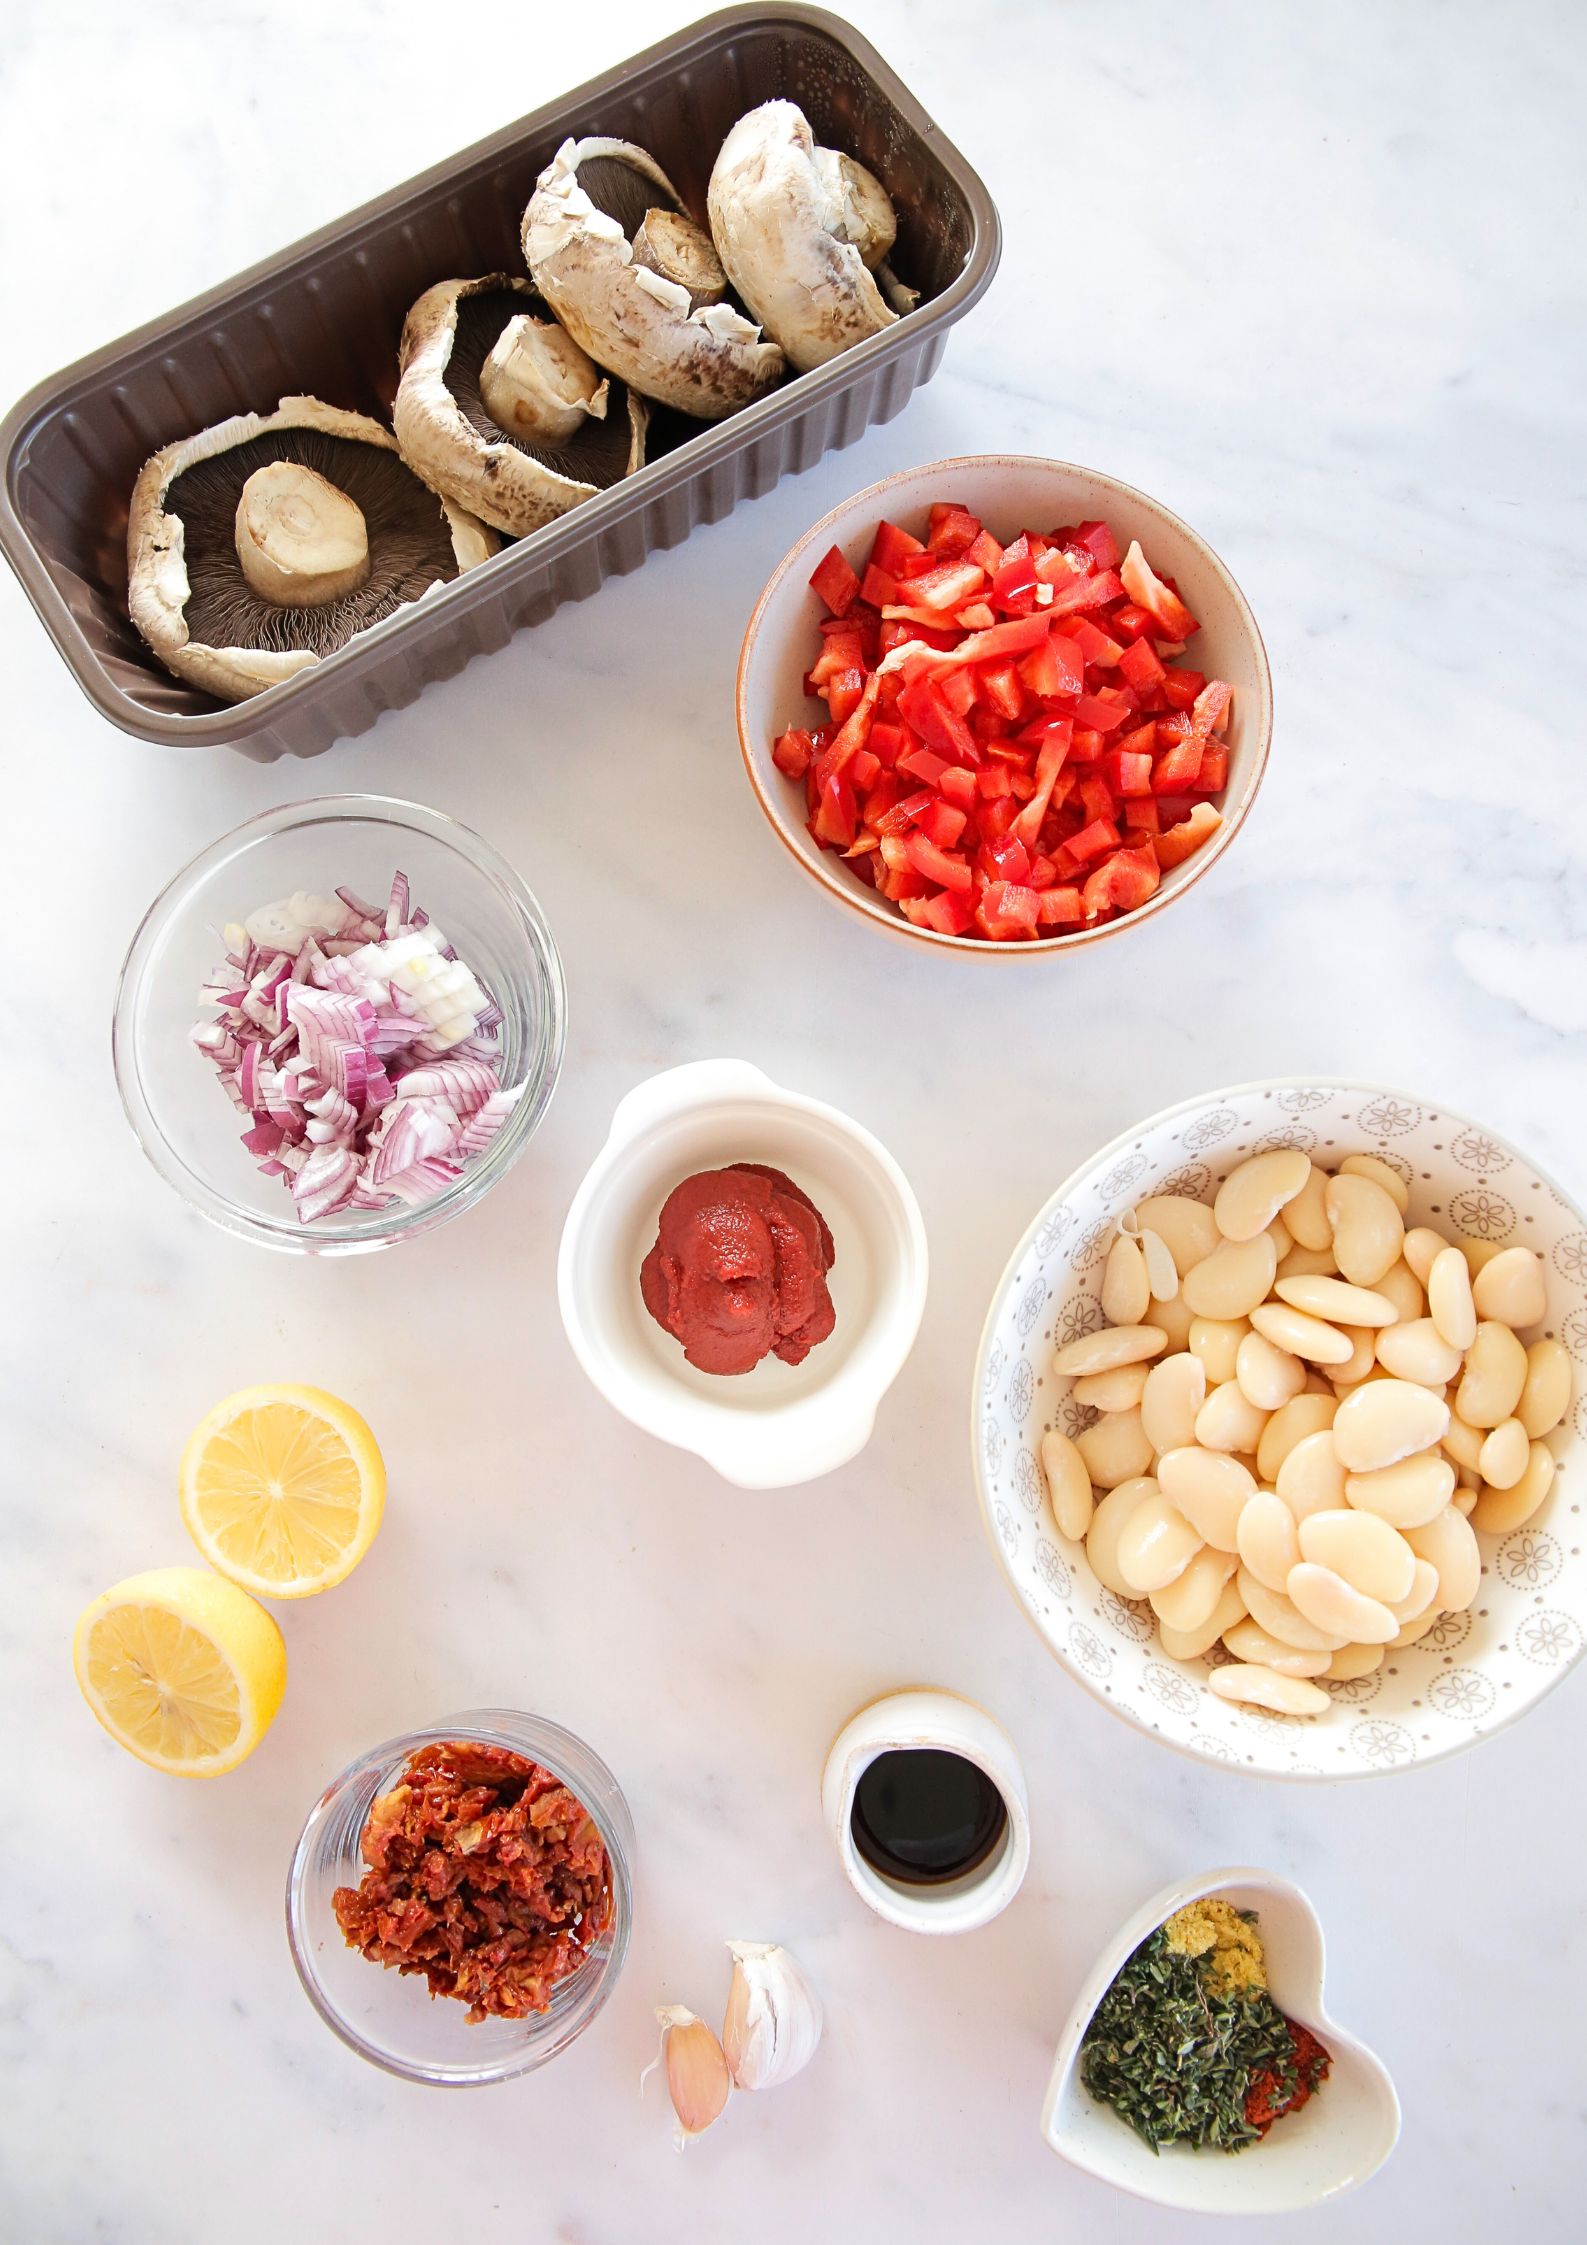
top-left (641, 1163), bottom-right (837, 1375)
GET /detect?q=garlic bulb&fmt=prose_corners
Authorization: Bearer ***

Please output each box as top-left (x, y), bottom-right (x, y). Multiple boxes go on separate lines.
top-left (650, 2005), bottom-right (732, 2147)
top-left (720, 1941), bottom-right (822, 2091)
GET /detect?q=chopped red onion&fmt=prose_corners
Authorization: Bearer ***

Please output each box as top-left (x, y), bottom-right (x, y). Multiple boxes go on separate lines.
top-left (192, 871), bottom-right (518, 1225)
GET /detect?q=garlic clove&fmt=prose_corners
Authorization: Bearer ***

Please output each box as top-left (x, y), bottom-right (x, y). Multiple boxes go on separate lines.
top-left (651, 2005), bottom-right (732, 2147)
top-left (721, 1941), bottom-right (823, 2091)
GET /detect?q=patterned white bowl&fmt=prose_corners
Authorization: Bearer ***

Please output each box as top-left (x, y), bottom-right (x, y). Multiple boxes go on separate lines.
top-left (973, 1080), bottom-right (1587, 1779)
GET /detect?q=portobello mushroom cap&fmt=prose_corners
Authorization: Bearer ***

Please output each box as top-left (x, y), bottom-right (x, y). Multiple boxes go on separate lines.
top-left (126, 397), bottom-right (496, 703)
top-left (707, 102), bottom-right (903, 374)
top-left (523, 137), bottom-right (785, 421)
top-left (393, 275), bottom-right (648, 538)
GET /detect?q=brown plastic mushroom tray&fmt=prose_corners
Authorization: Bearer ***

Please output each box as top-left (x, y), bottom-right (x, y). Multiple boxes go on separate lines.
top-left (0, 4), bottom-right (999, 761)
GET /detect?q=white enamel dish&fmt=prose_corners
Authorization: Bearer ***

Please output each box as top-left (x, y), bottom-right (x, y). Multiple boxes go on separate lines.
top-left (974, 1078), bottom-right (1587, 1778)
top-left (1043, 1866), bottom-right (1399, 2213)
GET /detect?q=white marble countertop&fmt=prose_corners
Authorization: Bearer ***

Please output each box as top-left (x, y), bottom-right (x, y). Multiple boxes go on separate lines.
top-left (3, 0), bottom-right (1585, 2235)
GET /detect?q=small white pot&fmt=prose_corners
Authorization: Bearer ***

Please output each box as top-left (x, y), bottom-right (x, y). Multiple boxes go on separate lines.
top-left (1043, 1865), bottom-right (1400, 2213)
top-left (820, 1689), bottom-right (1030, 1933)
top-left (557, 1059), bottom-right (927, 1489)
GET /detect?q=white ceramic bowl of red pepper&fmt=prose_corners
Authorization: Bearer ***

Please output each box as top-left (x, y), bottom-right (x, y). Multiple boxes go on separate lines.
top-left (736, 456), bottom-right (1272, 952)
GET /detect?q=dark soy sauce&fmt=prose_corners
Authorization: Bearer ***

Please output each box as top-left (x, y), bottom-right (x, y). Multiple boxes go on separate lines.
top-left (850, 1749), bottom-right (1009, 1886)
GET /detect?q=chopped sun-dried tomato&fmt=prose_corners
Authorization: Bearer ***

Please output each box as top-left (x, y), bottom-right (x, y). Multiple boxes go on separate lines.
top-left (332, 1741), bottom-right (612, 2024)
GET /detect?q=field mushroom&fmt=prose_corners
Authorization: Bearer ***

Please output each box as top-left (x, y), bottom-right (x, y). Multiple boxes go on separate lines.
top-left (707, 102), bottom-right (903, 373)
top-left (523, 137), bottom-right (785, 421)
top-left (393, 275), bottom-right (647, 538)
top-left (126, 397), bottom-right (496, 703)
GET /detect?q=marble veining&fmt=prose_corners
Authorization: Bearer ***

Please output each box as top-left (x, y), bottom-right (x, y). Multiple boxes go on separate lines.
top-left (1, 2), bottom-right (1584, 2239)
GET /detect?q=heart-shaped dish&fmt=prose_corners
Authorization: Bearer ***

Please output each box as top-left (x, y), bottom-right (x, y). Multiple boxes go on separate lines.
top-left (1043, 1865), bottom-right (1399, 2214)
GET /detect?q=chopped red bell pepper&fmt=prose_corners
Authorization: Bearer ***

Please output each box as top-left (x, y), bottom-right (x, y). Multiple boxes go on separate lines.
top-left (809, 544), bottom-right (861, 618)
top-left (1120, 540), bottom-right (1197, 639)
top-left (869, 519), bottom-right (925, 575)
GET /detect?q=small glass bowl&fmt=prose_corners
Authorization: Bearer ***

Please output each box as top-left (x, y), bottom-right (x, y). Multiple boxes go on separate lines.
top-left (113, 795), bottom-right (565, 1253)
top-left (286, 1709), bottom-right (634, 2086)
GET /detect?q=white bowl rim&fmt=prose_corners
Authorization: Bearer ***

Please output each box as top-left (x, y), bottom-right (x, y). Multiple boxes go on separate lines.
top-left (1042, 1861), bottom-right (1401, 2212)
top-left (970, 1072), bottom-right (1587, 1779)
top-left (736, 450), bottom-right (1274, 956)
top-left (556, 1057), bottom-right (930, 1487)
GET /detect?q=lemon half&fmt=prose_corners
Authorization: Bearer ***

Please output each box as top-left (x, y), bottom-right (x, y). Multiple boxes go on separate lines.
top-left (73, 1566), bottom-right (287, 1777)
top-left (179, 1383), bottom-right (386, 1600)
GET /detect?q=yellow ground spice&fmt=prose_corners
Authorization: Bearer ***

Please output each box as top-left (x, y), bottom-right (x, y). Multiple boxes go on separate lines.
top-left (1162, 1898), bottom-right (1268, 1995)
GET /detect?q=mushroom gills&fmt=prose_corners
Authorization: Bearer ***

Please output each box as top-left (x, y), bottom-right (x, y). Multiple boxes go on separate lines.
top-left (479, 314), bottom-right (609, 444)
top-left (234, 460), bottom-right (370, 605)
top-left (164, 427), bottom-right (470, 658)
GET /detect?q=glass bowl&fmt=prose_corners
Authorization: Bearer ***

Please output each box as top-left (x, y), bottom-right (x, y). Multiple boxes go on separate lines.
top-left (285, 1709), bottom-right (634, 2086)
top-left (113, 795), bottom-right (565, 1253)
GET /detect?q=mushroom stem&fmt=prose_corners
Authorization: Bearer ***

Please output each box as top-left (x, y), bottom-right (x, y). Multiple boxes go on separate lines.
top-left (813, 149), bottom-right (897, 270)
top-left (479, 315), bottom-right (609, 444)
top-left (234, 461), bottom-right (370, 606)
top-left (631, 208), bottom-right (727, 311)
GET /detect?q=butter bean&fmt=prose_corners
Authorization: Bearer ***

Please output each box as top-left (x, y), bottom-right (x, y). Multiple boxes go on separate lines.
top-left (1052, 1324), bottom-right (1167, 1378)
top-left (1452, 1485), bottom-right (1479, 1517)
top-left (1158, 1447), bottom-right (1257, 1550)
top-left (1101, 1232), bottom-right (1151, 1326)
top-left (1139, 1227), bottom-right (1180, 1302)
top-left (1153, 1291), bottom-right (1196, 1350)
top-left (1338, 1152), bottom-right (1411, 1213)
top-left (1325, 1326), bottom-right (1379, 1387)
top-left (1195, 1380), bottom-right (1270, 1456)
top-left (1073, 1363), bottom-right (1150, 1412)
top-left (1076, 1408), bottom-right (1156, 1489)
top-left (1149, 1545), bottom-right (1237, 1633)
top-left (1209, 1662), bottom-right (1330, 1717)
top-left (1287, 1561), bottom-right (1400, 1644)
top-left (1518, 1338), bottom-right (1572, 1439)
top-left (1472, 1247), bottom-right (1548, 1330)
top-left (1461, 1237), bottom-right (1507, 1276)
top-left (1277, 1241), bottom-right (1339, 1280)
top-left (1375, 1317), bottom-right (1463, 1387)
top-left (1159, 1578), bottom-right (1248, 1660)
top-left (1455, 1321), bottom-right (1528, 1429)
top-left (1134, 1195), bottom-right (1219, 1277)
top-left (1405, 1505), bottom-right (1481, 1610)
top-left (1428, 1247), bottom-right (1477, 1352)
top-left (1284, 1165), bottom-right (1334, 1251)
top-left (1117, 1488), bottom-right (1205, 1594)
top-left (1274, 1274), bottom-right (1397, 1327)
top-left (1326, 1642), bottom-right (1385, 1681)
top-left (1325, 1172), bottom-right (1405, 1286)
top-left (1403, 1226), bottom-right (1454, 1287)
top-left (1297, 1509), bottom-right (1415, 1604)
top-left (1266, 1214), bottom-right (1293, 1261)
top-left (1214, 1148), bottom-right (1312, 1242)
top-left (1248, 1301), bottom-right (1353, 1366)
top-left (1277, 1429), bottom-right (1349, 1518)
top-left (1391, 1611), bottom-right (1438, 1648)
top-left (1257, 1393), bottom-right (1338, 1482)
top-left (1470, 1442), bottom-right (1556, 1535)
top-left (1141, 1352), bottom-right (1207, 1455)
top-left (1040, 1429), bottom-right (1094, 1542)
top-left (1084, 1477), bottom-right (1158, 1597)
top-left (1343, 1452), bottom-right (1455, 1528)
top-left (1374, 1259), bottom-right (1426, 1323)
top-left (1182, 1233), bottom-right (1279, 1320)
top-left (1236, 1491), bottom-right (1302, 1592)
top-left (1237, 1567), bottom-right (1347, 1651)
top-left (1478, 1417), bottom-right (1530, 1491)
top-left (1223, 1618), bottom-right (1331, 1677)
top-left (1189, 1316), bottom-right (1249, 1386)
top-left (1391, 1558), bottom-right (1441, 1625)
top-left (1333, 1378), bottom-right (1450, 1471)
top-left (1439, 1414), bottom-right (1486, 1471)
top-left (1236, 1330), bottom-right (1307, 1410)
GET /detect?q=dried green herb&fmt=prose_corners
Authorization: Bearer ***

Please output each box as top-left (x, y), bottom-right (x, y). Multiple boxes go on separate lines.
top-left (1079, 1923), bottom-right (1303, 2154)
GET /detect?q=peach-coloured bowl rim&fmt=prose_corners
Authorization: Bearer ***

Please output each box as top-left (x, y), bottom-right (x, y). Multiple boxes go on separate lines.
top-left (736, 453), bottom-right (1273, 957)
